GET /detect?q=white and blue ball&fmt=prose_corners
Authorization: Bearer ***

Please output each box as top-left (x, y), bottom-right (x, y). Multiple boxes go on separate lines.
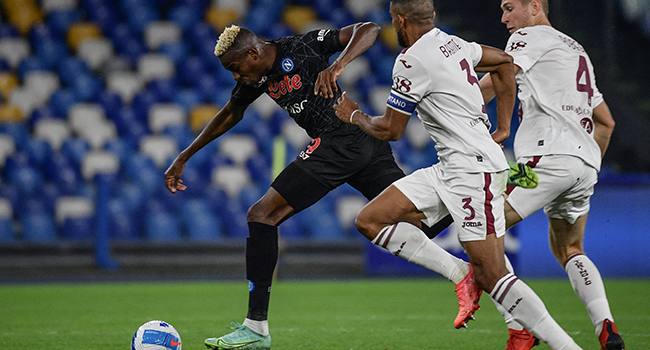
top-left (131, 320), bottom-right (182, 350)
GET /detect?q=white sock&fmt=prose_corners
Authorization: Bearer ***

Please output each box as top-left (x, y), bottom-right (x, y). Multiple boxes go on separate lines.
top-left (490, 273), bottom-right (580, 350)
top-left (372, 222), bottom-right (467, 281)
top-left (564, 254), bottom-right (613, 335)
top-left (243, 318), bottom-right (269, 336)
top-left (492, 254), bottom-right (525, 330)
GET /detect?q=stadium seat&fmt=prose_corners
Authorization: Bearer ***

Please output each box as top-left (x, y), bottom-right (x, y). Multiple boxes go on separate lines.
top-left (81, 149), bottom-right (120, 180)
top-left (48, 88), bottom-right (79, 119)
top-left (34, 118), bottom-right (71, 152)
top-left (336, 195), bottom-right (367, 230)
top-left (189, 104), bottom-right (219, 134)
top-left (108, 197), bottom-right (141, 240)
top-left (23, 71), bottom-right (60, 107)
top-left (338, 55), bottom-right (371, 87)
top-left (281, 119), bottom-right (311, 152)
top-left (171, 88), bottom-right (202, 113)
top-left (55, 196), bottom-right (94, 240)
top-left (219, 197), bottom-right (249, 238)
top-left (145, 205), bottom-right (182, 241)
top-left (405, 115), bottom-right (432, 150)
top-left (148, 103), bottom-right (185, 134)
top-left (0, 24), bottom-right (20, 39)
top-left (158, 41), bottom-right (190, 66)
top-left (0, 72), bottom-right (19, 101)
top-left (106, 71), bottom-right (144, 104)
top-left (138, 53), bottom-right (175, 83)
top-left (181, 197), bottom-right (224, 241)
top-left (148, 78), bottom-right (178, 102)
top-left (0, 134), bottom-right (16, 167)
top-left (4, 1), bottom-right (44, 35)
top-left (144, 21), bottom-right (182, 50)
top-left (161, 124), bottom-right (194, 150)
top-left (66, 22), bottom-right (102, 51)
top-left (41, 0), bottom-right (78, 13)
top-left (0, 104), bottom-right (23, 124)
top-left (0, 123), bottom-right (28, 149)
top-left (139, 134), bottom-right (178, 168)
top-left (44, 153), bottom-right (82, 194)
top-left (218, 134), bottom-right (258, 165)
top-left (167, 4), bottom-right (202, 32)
top-left (8, 164), bottom-right (44, 197)
top-left (47, 8), bottom-right (82, 36)
top-left (211, 165), bottom-right (252, 198)
top-left (205, 6), bottom-right (240, 32)
top-left (95, 90), bottom-right (123, 118)
top-left (77, 38), bottom-right (114, 71)
top-left (0, 37), bottom-right (30, 69)
top-left (8, 87), bottom-right (39, 117)
top-left (0, 197), bottom-right (14, 241)
top-left (60, 137), bottom-right (91, 167)
top-left (368, 85), bottom-right (391, 118)
top-left (23, 137), bottom-right (52, 167)
top-left (283, 6), bottom-right (317, 34)
top-left (68, 103), bottom-right (105, 134)
top-left (20, 211), bottom-right (58, 242)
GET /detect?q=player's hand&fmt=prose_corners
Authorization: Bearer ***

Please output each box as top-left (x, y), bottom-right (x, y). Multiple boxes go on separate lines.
top-left (164, 159), bottom-right (187, 194)
top-left (491, 128), bottom-right (510, 148)
top-left (333, 92), bottom-right (360, 124)
top-left (314, 62), bottom-right (344, 98)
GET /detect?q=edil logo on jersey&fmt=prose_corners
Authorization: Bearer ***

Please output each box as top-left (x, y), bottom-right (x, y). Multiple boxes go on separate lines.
top-left (281, 57), bottom-right (294, 72)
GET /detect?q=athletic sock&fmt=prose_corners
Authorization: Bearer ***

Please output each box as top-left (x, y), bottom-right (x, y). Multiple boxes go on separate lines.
top-left (490, 273), bottom-right (580, 350)
top-left (492, 254), bottom-right (525, 330)
top-left (246, 222), bottom-right (279, 322)
top-left (564, 254), bottom-right (613, 335)
top-left (243, 318), bottom-right (270, 337)
top-left (372, 222), bottom-right (467, 281)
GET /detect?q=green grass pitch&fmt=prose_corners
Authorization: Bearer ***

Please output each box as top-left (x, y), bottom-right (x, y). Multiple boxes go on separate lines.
top-left (0, 278), bottom-right (647, 349)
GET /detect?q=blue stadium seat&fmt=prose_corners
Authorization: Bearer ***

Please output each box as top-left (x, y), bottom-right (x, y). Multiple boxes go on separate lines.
top-left (148, 77), bottom-right (178, 103)
top-left (125, 5), bottom-right (160, 35)
top-left (171, 88), bottom-right (203, 113)
top-left (48, 89), bottom-right (80, 119)
top-left (47, 9), bottom-right (83, 36)
top-left (114, 107), bottom-right (149, 144)
top-left (0, 123), bottom-right (29, 149)
top-left (196, 74), bottom-right (218, 102)
top-left (17, 56), bottom-right (47, 80)
top-left (34, 40), bottom-right (69, 71)
top-left (277, 215), bottom-right (305, 240)
top-left (8, 164), bottom-right (43, 198)
top-left (61, 137), bottom-right (91, 167)
top-left (71, 73), bottom-right (102, 102)
top-left (0, 24), bottom-right (20, 39)
top-left (44, 153), bottom-right (82, 195)
top-left (132, 90), bottom-right (161, 122)
top-left (23, 137), bottom-right (53, 167)
top-left (181, 197), bottom-right (224, 241)
top-left (188, 23), bottom-right (217, 52)
top-left (177, 55), bottom-right (207, 87)
top-left (108, 197), bottom-right (141, 239)
top-left (220, 198), bottom-right (249, 238)
top-left (95, 90), bottom-right (123, 118)
top-left (56, 196), bottom-right (94, 240)
top-left (58, 57), bottom-right (91, 86)
top-left (0, 198), bottom-right (14, 241)
top-left (168, 4), bottom-right (202, 32)
top-left (246, 154), bottom-right (271, 186)
top-left (20, 212), bottom-right (58, 242)
top-left (103, 137), bottom-right (135, 165)
top-left (145, 203), bottom-right (182, 241)
top-left (158, 41), bottom-right (190, 66)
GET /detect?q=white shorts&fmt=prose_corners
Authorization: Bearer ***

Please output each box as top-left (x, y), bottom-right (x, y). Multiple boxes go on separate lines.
top-left (393, 164), bottom-right (507, 242)
top-left (507, 155), bottom-right (597, 224)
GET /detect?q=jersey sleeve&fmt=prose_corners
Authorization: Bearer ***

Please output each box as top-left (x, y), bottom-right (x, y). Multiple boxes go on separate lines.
top-left (466, 41), bottom-right (483, 67)
top-left (230, 82), bottom-right (266, 106)
top-left (505, 29), bottom-right (545, 73)
top-left (302, 29), bottom-right (344, 56)
top-left (386, 53), bottom-right (430, 115)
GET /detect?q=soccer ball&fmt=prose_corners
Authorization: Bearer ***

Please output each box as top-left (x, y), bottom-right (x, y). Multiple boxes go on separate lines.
top-left (131, 320), bottom-right (182, 350)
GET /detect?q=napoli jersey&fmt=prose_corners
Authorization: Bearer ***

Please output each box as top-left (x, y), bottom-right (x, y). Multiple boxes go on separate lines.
top-left (230, 29), bottom-right (345, 138)
top-left (505, 25), bottom-right (604, 171)
top-left (387, 28), bottom-right (508, 173)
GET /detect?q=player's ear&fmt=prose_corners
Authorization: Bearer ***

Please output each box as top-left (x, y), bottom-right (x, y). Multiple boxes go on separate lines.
top-left (248, 47), bottom-right (259, 60)
top-left (530, 0), bottom-right (542, 16)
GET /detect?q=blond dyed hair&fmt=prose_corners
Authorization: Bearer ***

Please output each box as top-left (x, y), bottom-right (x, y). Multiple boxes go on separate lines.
top-left (214, 25), bottom-right (241, 57)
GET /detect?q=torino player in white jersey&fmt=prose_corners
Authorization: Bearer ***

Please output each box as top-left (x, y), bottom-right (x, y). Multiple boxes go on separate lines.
top-left (334, 1), bottom-right (584, 349)
top-left (480, 1), bottom-right (621, 350)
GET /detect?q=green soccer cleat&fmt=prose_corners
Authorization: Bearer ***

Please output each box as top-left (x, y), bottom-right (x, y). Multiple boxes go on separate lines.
top-left (205, 322), bottom-right (271, 350)
top-left (507, 161), bottom-right (539, 188)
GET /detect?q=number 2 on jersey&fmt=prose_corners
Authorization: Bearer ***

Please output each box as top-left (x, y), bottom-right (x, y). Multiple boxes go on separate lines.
top-left (576, 55), bottom-right (593, 106)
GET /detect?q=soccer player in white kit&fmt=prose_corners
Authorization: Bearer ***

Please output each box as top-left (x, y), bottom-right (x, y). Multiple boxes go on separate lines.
top-left (479, 1), bottom-right (622, 350)
top-left (334, 1), bottom-right (584, 349)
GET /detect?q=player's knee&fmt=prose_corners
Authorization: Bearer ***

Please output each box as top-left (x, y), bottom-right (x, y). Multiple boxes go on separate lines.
top-left (354, 210), bottom-right (378, 240)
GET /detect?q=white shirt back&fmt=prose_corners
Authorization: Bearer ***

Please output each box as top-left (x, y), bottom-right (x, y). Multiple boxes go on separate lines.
top-left (505, 25), bottom-right (604, 171)
top-left (387, 28), bottom-right (508, 173)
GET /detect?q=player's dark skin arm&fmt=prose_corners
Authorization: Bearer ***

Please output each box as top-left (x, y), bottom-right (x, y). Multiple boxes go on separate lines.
top-left (334, 91), bottom-right (411, 141)
top-left (165, 101), bottom-right (248, 193)
top-left (314, 22), bottom-right (381, 98)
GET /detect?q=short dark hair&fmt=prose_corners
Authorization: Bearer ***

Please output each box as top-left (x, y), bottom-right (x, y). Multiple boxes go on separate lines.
top-left (520, 0), bottom-right (549, 17)
top-left (391, 0), bottom-right (435, 25)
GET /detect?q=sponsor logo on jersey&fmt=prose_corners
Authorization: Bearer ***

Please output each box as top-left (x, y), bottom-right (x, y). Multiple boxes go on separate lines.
top-left (281, 57), bottom-right (295, 72)
top-left (268, 74), bottom-right (303, 99)
top-left (508, 41), bottom-right (527, 52)
top-left (387, 91), bottom-right (416, 114)
top-left (461, 221), bottom-right (483, 228)
top-left (580, 118), bottom-right (594, 134)
top-left (285, 99), bottom-right (308, 114)
top-left (317, 29), bottom-right (330, 41)
top-left (400, 59), bottom-right (412, 68)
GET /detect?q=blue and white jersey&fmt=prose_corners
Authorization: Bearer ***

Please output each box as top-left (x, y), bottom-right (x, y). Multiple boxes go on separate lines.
top-left (387, 28), bottom-right (508, 173)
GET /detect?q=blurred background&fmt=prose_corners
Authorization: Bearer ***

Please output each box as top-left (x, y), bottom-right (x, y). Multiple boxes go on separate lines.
top-left (0, 0), bottom-right (648, 282)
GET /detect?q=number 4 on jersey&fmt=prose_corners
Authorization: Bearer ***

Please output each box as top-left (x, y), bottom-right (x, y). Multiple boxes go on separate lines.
top-left (576, 55), bottom-right (593, 106)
